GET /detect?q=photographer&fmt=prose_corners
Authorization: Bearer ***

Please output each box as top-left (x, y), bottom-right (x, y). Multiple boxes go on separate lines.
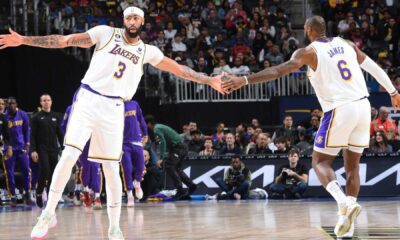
top-left (216, 155), bottom-right (251, 200)
top-left (269, 149), bottom-right (308, 199)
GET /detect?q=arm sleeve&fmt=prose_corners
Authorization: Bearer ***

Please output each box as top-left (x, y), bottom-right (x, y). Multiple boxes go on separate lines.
top-left (1, 116), bottom-right (11, 146)
top-left (223, 168), bottom-right (230, 182)
top-left (30, 115), bottom-right (37, 151)
top-left (360, 56), bottom-right (397, 95)
top-left (136, 104), bottom-right (148, 137)
top-left (86, 25), bottom-right (115, 49)
top-left (23, 112), bottom-right (30, 145)
top-left (143, 44), bottom-right (164, 66)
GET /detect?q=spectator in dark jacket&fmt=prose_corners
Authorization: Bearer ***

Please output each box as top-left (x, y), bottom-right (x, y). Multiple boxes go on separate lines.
top-left (219, 132), bottom-right (243, 155)
top-left (248, 133), bottom-right (272, 154)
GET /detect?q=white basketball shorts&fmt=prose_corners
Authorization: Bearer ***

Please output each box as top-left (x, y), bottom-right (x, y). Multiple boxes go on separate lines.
top-left (64, 87), bottom-right (124, 163)
top-left (313, 97), bottom-right (371, 156)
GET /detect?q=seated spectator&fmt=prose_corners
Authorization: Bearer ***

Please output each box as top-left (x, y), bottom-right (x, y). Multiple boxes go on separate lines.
top-left (274, 136), bottom-right (289, 154)
top-left (297, 108), bottom-right (321, 129)
top-left (370, 106), bottom-right (398, 136)
top-left (216, 155), bottom-right (251, 200)
top-left (369, 131), bottom-right (393, 153)
top-left (371, 106), bottom-right (378, 121)
top-left (219, 133), bottom-right (243, 155)
top-left (212, 59), bottom-right (232, 75)
top-left (272, 115), bottom-right (298, 145)
top-left (187, 130), bottom-right (204, 154)
top-left (152, 30), bottom-right (169, 52)
top-left (266, 45), bottom-right (284, 66)
top-left (141, 149), bottom-right (162, 200)
top-left (164, 21), bottom-right (177, 40)
top-left (231, 57), bottom-right (250, 75)
top-left (193, 57), bottom-right (212, 75)
top-left (386, 128), bottom-right (400, 152)
top-left (295, 127), bottom-right (312, 155)
top-left (269, 149), bottom-right (308, 199)
top-left (248, 133), bottom-right (272, 154)
top-left (172, 34), bottom-right (187, 52)
top-left (199, 137), bottom-right (217, 156)
top-left (306, 116), bottom-right (320, 144)
top-left (235, 131), bottom-right (248, 151)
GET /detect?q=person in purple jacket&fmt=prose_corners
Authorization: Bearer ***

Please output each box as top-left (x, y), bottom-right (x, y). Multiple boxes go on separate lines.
top-left (121, 100), bottom-right (148, 207)
top-left (61, 105), bottom-right (102, 209)
top-left (3, 97), bottom-right (31, 206)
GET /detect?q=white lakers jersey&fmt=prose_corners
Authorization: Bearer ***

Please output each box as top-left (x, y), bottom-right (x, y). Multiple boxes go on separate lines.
top-left (307, 37), bottom-right (369, 112)
top-left (82, 26), bottom-right (164, 100)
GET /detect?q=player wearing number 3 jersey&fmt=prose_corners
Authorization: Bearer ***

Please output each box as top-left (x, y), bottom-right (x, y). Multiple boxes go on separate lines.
top-left (0, 6), bottom-right (225, 240)
top-left (221, 16), bottom-right (400, 238)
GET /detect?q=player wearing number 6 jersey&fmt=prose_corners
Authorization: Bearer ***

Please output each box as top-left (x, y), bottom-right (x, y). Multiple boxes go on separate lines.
top-left (221, 16), bottom-right (400, 238)
top-left (0, 6), bottom-right (225, 240)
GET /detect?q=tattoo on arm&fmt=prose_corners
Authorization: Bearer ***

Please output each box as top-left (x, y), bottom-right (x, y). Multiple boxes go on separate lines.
top-left (66, 36), bottom-right (93, 47)
top-left (180, 65), bottom-right (210, 84)
top-left (23, 35), bottom-right (64, 48)
top-left (22, 34), bottom-right (93, 48)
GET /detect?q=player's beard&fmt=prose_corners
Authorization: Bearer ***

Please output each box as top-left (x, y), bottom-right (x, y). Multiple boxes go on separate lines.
top-left (124, 24), bottom-right (143, 38)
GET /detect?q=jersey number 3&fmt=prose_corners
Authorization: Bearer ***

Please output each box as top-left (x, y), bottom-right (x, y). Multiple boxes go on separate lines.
top-left (114, 61), bottom-right (126, 80)
top-left (337, 60), bottom-right (352, 82)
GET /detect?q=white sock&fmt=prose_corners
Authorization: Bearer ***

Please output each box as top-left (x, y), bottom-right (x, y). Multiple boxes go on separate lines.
top-left (84, 186), bottom-right (90, 192)
top-left (326, 180), bottom-right (347, 209)
top-left (103, 162), bottom-right (122, 229)
top-left (95, 192), bottom-right (100, 198)
top-left (346, 196), bottom-right (357, 205)
top-left (127, 190), bottom-right (133, 198)
top-left (45, 147), bottom-right (81, 215)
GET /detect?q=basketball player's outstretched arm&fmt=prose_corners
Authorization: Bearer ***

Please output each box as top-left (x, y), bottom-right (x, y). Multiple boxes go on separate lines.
top-left (221, 47), bottom-right (315, 92)
top-left (0, 28), bottom-right (94, 49)
top-left (345, 39), bottom-right (400, 111)
top-left (155, 56), bottom-right (227, 94)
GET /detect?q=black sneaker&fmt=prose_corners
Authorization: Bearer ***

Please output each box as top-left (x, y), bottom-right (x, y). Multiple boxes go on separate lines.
top-left (174, 189), bottom-right (188, 201)
top-left (36, 195), bottom-right (43, 208)
top-left (10, 196), bottom-right (17, 207)
top-left (24, 192), bottom-right (32, 206)
top-left (188, 184), bottom-right (197, 195)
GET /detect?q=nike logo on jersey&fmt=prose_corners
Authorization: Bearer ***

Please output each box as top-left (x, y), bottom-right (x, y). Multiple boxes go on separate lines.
top-left (109, 44), bottom-right (140, 64)
top-left (116, 103), bottom-right (122, 106)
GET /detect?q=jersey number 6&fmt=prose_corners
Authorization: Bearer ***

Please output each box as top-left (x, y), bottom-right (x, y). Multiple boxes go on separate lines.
top-left (114, 61), bottom-right (126, 80)
top-left (337, 60), bottom-right (352, 82)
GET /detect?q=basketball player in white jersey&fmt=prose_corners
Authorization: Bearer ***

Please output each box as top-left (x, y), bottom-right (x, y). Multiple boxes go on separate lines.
top-left (0, 6), bottom-right (225, 240)
top-left (221, 16), bottom-right (400, 238)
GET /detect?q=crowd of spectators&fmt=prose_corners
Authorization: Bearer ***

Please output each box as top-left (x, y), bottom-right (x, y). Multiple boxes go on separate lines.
top-left (178, 104), bottom-right (400, 156)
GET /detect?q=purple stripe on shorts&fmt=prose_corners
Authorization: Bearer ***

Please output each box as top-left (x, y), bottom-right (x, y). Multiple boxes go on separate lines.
top-left (314, 110), bottom-right (334, 148)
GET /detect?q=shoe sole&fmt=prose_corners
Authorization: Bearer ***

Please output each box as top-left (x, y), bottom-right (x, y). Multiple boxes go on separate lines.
top-left (336, 205), bottom-right (361, 237)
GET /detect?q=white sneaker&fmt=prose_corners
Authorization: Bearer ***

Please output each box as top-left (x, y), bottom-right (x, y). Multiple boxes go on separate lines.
top-left (340, 222), bottom-right (354, 238)
top-left (127, 196), bottom-right (134, 207)
top-left (30, 211), bottom-right (57, 240)
top-left (108, 226), bottom-right (124, 240)
top-left (133, 181), bottom-right (143, 200)
top-left (334, 202), bottom-right (361, 237)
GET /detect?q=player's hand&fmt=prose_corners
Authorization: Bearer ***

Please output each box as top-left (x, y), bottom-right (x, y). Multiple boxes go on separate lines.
top-left (6, 147), bottom-right (12, 159)
top-left (31, 151), bottom-right (39, 162)
top-left (221, 72), bottom-right (247, 93)
top-left (208, 74), bottom-right (227, 95)
top-left (391, 94), bottom-right (400, 113)
top-left (0, 28), bottom-right (23, 50)
top-left (157, 160), bottom-right (163, 169)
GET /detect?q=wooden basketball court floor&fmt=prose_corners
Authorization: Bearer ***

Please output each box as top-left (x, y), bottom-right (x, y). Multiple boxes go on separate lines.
top-left (1, 198), bottom-right (400, 239)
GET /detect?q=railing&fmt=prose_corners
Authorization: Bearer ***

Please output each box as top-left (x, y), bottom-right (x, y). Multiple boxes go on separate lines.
top-left (171, 70), bottom-right (379, 103)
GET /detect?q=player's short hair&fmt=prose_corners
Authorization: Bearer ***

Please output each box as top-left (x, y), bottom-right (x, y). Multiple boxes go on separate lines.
top-left (306, 15), bottom-right (326, 34)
